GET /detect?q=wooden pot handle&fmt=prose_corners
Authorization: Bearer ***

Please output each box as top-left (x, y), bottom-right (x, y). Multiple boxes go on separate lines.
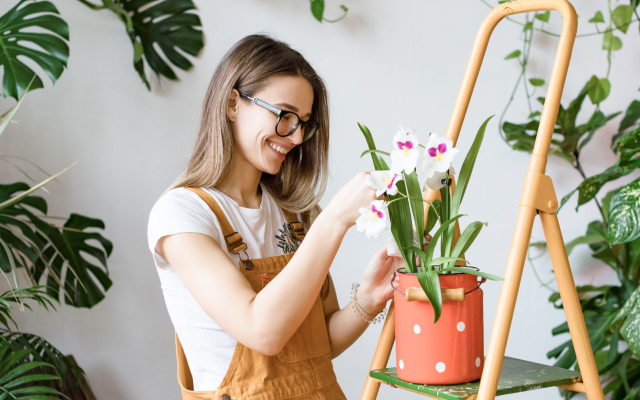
top-left (406, 287), bottom-right (465, 302)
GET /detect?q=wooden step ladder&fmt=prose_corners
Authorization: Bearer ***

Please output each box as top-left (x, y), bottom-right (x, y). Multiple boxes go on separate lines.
top-left (360, 1), bottom-right (605, 399)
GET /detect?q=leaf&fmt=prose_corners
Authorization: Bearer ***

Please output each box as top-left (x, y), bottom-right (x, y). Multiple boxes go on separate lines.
top-left (587, 76), bottom-right (611, 104)
top-left (451, 115), bottom-right (494, 217)
top-left (425, 199), bottom-right (441, 235)
top-left (0, 76), bottom-right (32, 138)
top-left (565, 234), bottom-right (606, 256)
top-left (616, 100), bottom-right (640, 139)
top-left (612, 5), bottom-right (633, 34)
top-left (0, 0), bottom-right (69, 100)
top-left (360, 149), bottom-right (390, 158)
top-left (449, 221), bottom-right (487, 269)
top-left (611, 286), bottom-right (640, 357)
top-left (608, 177), bottom-right (640, 245)
top-left (504, 50), bottom-right (521, 60)
top-left (535, 11), bottom-right (550, 23)
top-left (529, 78), bottom-right (545, 87)
top-left (528, 111), bottom-right (541, 119)
top-left (310, 0), bottom-right (325, 22)
top-left (358, 123), bottom-right (387, 171)
top-left (0, 164), bottom-right (73, 211)
top-left (424, 214), bottom-right (464, 267)
top-left (405, 171), bottom-right (424, 254)
top-left (416, 269), bottom-right (442, 323)
top-left (523, 21), bottom-right (533, 31)
top-left (589, 11), bottom-right (605, 23)
top-left (603, 31), bottom-right (623, 51)
top-left (119, 0), bottom-right (204, 89)
top-left (438, 266), bottom-right (503, 281)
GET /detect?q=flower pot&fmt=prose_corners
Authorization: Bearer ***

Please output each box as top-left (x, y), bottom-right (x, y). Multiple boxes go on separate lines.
top-left (393, 267), bottom-right (484, 385)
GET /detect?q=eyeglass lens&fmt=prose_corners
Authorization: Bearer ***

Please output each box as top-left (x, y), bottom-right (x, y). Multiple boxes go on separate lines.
top-left (276, 113), bottom-right (318, 142)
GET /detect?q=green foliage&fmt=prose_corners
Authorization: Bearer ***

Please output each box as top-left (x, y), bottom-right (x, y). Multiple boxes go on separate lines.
top-left (309, 0), bottom-right (348, 23)
top-left (0, 0), bottom-right (69, 100)
top-left (504, 50), bottom-right (521, 60)
top-left (589, 11), bottom-right (605, 23)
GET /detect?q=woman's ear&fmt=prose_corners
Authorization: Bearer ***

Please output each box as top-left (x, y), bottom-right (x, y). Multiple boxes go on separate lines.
top-left (227, 89), bottom-right (240, 122)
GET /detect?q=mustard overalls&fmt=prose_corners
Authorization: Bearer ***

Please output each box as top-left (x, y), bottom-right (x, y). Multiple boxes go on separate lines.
top-left (174, 188), bottom-right (347, 399)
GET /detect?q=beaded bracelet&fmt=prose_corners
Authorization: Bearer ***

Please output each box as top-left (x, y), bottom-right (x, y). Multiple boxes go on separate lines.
top-left (350, 282), bottom-right (387, 324)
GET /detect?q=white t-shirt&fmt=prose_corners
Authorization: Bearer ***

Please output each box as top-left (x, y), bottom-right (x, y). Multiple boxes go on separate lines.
top-left (147, 183), bottom-right (301, 391)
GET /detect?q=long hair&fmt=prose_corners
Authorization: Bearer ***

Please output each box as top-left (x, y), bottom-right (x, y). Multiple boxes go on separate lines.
top-left (166, 34), bottom-right (329, 229)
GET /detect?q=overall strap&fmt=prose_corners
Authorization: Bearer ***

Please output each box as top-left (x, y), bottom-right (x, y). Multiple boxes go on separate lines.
top-left (185, 187), bottom-right (248, 255)
top-left (283, 210), bottom-right (306, 241)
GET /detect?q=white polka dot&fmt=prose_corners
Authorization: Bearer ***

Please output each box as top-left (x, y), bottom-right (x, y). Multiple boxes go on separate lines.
top-left (399, 360), bottom-right (404, 369)
top-left (457, 321), bottom-right (465, 332)
top-left (476, 357), bottom-right (481, 367)
top-left (436, 362), bottom-right (446, 373)
top-left (414, 324), bottom-right (421, 334)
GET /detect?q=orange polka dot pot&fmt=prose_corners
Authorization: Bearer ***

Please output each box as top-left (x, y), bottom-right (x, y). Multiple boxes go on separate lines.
top-left (393, 268), bottom-right (484, 385)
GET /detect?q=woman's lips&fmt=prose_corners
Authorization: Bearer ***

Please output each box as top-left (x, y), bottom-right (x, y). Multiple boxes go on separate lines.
top-left (267, 142), bottom-right (286, 160)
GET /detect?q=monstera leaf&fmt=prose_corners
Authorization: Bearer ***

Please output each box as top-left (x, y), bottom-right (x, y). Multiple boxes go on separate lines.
top-left (116, 0), bottom-right (204, 89)
top-left (0, 183), bottom-right (112, 308)
top-left (0, 0), bottom-right (69, 100)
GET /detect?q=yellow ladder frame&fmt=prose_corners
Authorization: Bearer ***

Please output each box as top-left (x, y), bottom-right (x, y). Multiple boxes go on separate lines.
top-left (360, 1), bottom-right (605, 399)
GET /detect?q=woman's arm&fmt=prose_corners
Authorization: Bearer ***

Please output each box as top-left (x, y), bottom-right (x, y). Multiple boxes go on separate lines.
top-left (156, 172), bottom-right (377, 356)
top-left (322, 246), bottom-right (402, 358)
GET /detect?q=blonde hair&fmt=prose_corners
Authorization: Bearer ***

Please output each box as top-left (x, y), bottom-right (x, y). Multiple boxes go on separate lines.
top-left (166, 34), bottom-right (329, 229)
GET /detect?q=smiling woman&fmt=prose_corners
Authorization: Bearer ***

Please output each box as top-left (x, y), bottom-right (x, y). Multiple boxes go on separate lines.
top-left (147, 34), bottom-right (409, 400)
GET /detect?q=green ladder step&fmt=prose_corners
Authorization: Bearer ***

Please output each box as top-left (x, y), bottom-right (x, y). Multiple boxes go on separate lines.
top-left (369, 356), bottom-right (582, 399)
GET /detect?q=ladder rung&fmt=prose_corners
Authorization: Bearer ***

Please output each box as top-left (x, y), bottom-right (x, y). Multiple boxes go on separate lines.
top-left (369, 356), bottom-right (582, 399)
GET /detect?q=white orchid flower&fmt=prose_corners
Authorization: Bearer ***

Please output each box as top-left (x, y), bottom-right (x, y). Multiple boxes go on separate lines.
top-left (421, 133), bottom-right (460, 179)
top-left (390, 124), bottom-right (420, 174)
top-left (424, 166), bottom-right (456, 191)
top-left (356, 200), bottom-right (390, 239)
top-left (365, 171), bottom-right (403, 197)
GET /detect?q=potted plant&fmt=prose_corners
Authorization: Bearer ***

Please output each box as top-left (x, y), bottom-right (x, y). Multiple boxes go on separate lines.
top-left (356, 116), bottom-right (503, 385)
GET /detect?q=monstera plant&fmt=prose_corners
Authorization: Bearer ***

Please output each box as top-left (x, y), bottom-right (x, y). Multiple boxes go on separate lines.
top-left (491, 0), bottom-right (640, 397)
top-left (0, 0), bottom-right (204, 100)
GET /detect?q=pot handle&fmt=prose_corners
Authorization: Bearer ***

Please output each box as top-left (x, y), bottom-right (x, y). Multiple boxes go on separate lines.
top-left (390, 271), bottom-right (487, 303)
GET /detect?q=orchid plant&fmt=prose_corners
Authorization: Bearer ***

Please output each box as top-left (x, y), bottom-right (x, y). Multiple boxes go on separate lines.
top-left (357, 116), bottom-right (502, 323)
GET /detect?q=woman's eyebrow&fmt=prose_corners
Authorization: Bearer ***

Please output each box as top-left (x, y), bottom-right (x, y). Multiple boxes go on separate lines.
top-left (275, 102), bottom-right (312, 118)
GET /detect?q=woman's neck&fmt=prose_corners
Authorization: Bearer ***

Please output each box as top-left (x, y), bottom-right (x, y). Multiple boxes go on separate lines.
top-left (215, 152), bottom-right (263, 209)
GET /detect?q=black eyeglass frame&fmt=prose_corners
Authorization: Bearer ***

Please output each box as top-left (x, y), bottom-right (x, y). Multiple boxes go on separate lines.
top-left (238, 92), bottom-right (318, 142)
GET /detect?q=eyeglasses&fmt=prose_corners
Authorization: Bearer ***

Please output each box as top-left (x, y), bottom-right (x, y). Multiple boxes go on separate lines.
top-left (238, 92), bottom-right (318, 143)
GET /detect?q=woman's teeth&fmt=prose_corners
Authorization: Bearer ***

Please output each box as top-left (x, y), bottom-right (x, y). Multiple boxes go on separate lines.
top-left (269, 143), bottom-right (289, 155)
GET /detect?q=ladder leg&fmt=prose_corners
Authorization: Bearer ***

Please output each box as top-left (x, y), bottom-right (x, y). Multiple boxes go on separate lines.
top-left (476, 205), bottom-right (537, 400)
top-left (360, 300), bottom-right (396, 400)
top-left (539, 211), bottom-right (605, 400)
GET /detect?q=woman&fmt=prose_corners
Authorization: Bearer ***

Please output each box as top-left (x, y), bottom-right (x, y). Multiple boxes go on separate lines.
top-left (148, 34), bottom-right (410, 399)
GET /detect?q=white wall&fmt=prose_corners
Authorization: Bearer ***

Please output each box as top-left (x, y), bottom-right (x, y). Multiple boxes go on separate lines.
top-left (2, 0), bottom-right (638, 398)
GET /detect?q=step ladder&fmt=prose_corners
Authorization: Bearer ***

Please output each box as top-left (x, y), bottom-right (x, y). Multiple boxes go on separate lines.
top-left (360, 1), bottom-right (605, 399)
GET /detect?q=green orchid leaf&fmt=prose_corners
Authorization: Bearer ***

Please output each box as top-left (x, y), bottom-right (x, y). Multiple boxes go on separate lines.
top-left (405, 171), bottom-right (424, 253)
top-left (612, 5), bottom-right (633, 34)
top-left (360, 149), bottom-right (390, 158)
top-left (589, 11), bottom-right (605, 23)
top-left (603, 31), bottom-right (623, 51)
top-left (310, 0), bottom-right (324, 22)
top-left (439, 266), bottom-right (503, 281)
top-left (529, 78), bottom-right (545, 87)
top-left (416, 269), bottom-right (442, 323)
top-left (119, 0), bottom-right (204, 89)
top-left (425, 214), bottom-right (464, 267)
top-left (425, 199), bottom-right (441, 235)
top-left (428, 257), bottom-right (470, 267)
top-left (449, 221), bottom-right (488, 268)
top-left (0, 0), bottom-right (69, 100)
top-left (451, 115), bottom-right (494, 217)
top-left (358, 123), bottom-right (388, 171)
top-left (535, 10), bottom-right (550, 23)
top-left (608, 177), bottom-right (640, 245)
top-left (504, 50), bottom-right (521, 60)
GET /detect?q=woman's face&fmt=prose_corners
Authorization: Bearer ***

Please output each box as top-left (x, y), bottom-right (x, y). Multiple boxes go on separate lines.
top-left (229, 75), bottom-right (314, 175)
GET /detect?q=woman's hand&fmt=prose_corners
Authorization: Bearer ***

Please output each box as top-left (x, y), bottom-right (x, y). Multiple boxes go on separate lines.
top-left (357, 234), bottom-right (432, 315)
top-left (323, 172), bottom-right (378, 231)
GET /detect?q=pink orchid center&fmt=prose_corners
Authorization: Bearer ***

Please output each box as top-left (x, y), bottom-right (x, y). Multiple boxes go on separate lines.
top-left (370, 204), bottom-right (384, 221)
top-left (382, 175), bottom-right (399, 189)
top-left (428, 143), bottom-right (448, 161)
top-left (397, 141), bottom-right (414, 157)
